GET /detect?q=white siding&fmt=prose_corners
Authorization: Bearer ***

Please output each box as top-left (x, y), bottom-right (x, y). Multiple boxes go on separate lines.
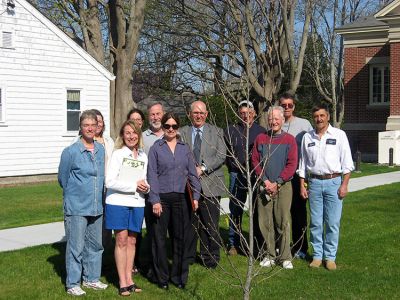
top-left (0, 1), bottom-right (112, 177)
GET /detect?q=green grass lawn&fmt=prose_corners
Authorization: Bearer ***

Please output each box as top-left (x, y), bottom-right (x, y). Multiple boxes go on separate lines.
top-left (0, 182), bottom-right (63, 230)
top-left (0, 163), bottom-right (398, 229)
top-left (0, 183), bottom-right (399, 299)
top-left (351, 162), bottom-right (400, 178)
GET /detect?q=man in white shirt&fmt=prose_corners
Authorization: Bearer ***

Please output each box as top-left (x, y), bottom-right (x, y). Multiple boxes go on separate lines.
top-left (297, 104), bottom-right (354, 271)
top-left (279, 93), bottom-right (313, 259)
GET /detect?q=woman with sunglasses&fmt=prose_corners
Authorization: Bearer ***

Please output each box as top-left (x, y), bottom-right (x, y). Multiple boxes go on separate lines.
top-left (105, 120), bottom-right (149, 296)
top-left (147, 112), bottom-right (201, 290)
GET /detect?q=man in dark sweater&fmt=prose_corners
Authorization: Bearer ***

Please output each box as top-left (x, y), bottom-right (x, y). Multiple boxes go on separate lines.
top-left (252, 106), bottom-right (297, 269)
top-left (224, 100), bottom-right (266, 255)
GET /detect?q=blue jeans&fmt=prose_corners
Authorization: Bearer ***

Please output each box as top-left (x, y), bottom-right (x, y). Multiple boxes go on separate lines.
top-left (228, 172), bottom-right (248, 248)
top-left (308, 177), bottom-right (343, 261)
top-left (64, 215), bottom-right (104, 288)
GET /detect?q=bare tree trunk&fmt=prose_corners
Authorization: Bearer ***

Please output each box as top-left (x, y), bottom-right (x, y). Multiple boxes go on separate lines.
top-left (113, 54), bottom-right (133, 136)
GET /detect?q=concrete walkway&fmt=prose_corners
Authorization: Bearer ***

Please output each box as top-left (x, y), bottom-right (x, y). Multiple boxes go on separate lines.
top-left (0, 171), bottom-right (399, 252)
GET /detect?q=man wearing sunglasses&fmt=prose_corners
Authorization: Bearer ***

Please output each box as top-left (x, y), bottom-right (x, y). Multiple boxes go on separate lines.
top-left (279, 93), bottom-right (312, 260)
top-left (180, 100), bottom-right (227, 269)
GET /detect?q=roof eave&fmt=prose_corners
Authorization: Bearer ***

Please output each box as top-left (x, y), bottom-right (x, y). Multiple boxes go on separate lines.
top-left (374, 0), bottom-right (400, 18)
top-left (335, 25), bottom-right (389, 35)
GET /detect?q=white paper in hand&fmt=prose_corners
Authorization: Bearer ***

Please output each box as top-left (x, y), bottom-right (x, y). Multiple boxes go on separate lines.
top-left (117, 157), bottom-right (145, 186)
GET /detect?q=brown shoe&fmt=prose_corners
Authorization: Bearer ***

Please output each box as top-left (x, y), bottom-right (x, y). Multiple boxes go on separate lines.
top-left (309, 259), bottom-right (322, 268)
top-left (325, 260), bottom-right (337, 271)
top-left (228, 246), bottom-right (238, 256)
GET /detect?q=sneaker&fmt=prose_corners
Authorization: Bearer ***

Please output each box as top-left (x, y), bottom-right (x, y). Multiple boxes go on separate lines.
top-left (294, 251), bottom-right (306, 259)
top-left (82, 280), bottom-right (108, 290)
top-left (282, 260), bottom-right (294, 269)
top-left (67, 286), bottom-right (86, 296)
top-left (309, 259), bottom-right (322, 268)
top-left (259, 258), bottom-right (275, 267)
top-left (325, 260), bottom-right (337, 271)
top-left (228, 246), bottom-right (238, 256)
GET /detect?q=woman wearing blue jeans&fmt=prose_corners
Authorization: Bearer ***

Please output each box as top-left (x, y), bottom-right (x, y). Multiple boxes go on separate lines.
top-left (58, 110), bottom-right (108, 296)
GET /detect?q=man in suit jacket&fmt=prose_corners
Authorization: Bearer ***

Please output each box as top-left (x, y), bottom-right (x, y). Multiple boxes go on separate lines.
top-left (180, 100), bottom-right (227, 268)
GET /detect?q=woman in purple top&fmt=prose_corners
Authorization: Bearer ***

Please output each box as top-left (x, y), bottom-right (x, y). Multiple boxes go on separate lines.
top-left (147, 112), bottom-right (201, 290)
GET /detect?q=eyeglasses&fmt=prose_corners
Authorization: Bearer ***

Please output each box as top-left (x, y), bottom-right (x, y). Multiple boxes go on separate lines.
top-left (163, 124), bottom-right (179, 130)
top-left (281, 103), bottom-right (294, 109)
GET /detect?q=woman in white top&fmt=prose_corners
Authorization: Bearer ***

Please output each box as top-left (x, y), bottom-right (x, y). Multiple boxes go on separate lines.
top-left (105, 120), bottom-right (149, 296)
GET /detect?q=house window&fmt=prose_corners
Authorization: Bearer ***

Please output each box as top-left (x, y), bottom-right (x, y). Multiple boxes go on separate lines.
top-left (1, 31), bottom-right (13, 49)
top-left (369, 64), bottom-right (390, 105)
top-left (67, 90), bottom-right (81, 131)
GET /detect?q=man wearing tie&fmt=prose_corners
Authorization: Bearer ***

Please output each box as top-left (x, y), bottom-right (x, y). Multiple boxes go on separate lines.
top-left (180, 100), bottom-right (226, 268)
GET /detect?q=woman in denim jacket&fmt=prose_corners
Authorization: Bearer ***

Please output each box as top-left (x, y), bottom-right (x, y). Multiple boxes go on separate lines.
top-left (58, 110), bottom-right (108, 296)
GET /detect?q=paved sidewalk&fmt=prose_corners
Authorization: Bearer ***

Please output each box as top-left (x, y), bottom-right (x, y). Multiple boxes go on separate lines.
top-left (0, 171), bottom-right (399, 252)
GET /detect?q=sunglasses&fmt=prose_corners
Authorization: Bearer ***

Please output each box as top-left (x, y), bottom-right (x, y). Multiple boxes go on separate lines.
top-left (163, 124), bottom-right (179, 130)
top-left (281, 103), bottom-right (294, 109)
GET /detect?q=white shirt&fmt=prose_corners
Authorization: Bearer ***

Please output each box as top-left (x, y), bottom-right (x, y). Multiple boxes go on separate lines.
top-left (105, 146), bottom-right (148, 207)
top-left (297, 124), bottom-right (354, 178)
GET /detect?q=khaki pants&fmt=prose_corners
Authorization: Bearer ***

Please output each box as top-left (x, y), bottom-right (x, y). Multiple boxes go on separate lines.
top-left (257, 181), bottom-right (292, 261)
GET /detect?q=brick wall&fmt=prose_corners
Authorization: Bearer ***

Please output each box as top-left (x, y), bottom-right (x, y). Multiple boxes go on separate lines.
top-left (390, 42), bottom-right (400, 115)
top-left (346, 130), bottom-right (378, 158)
top-left (344, 45), bottom-right (390, 124)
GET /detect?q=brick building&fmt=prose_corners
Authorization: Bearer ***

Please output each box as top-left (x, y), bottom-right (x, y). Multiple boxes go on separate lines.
top-left (336, 1), bottom-right (400, 161)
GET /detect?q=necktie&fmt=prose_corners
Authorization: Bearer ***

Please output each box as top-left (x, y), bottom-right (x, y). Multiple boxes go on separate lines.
top-left (193, 128), bottom-right (202, 164)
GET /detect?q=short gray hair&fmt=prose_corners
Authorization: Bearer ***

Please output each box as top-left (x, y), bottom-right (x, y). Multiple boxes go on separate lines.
top-left (147, 102), bottom-right (164, 111)
top-left (79, 110), bottom-right (97, 126)
top-left (267, 105), bottom-right (284, 119)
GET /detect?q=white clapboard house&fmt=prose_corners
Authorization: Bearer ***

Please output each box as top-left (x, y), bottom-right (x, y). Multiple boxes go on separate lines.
top-left (0, 0), bottom-right (114, 179)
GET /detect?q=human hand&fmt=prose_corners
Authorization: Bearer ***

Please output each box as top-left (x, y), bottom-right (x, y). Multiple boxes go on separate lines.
top-left (193, 200), bottom-right (199, 211)
top-left (264, 179), bottom-right (273, 190)
top-left (196, 166), bottom-right (203, 177)
top-left (136, 179), bottom-right (149, 193)
top-left (269, 183), bottom-right (279, 196)
top-left (338, 183), bottom-right (348, 199)
top-left (300, 184), bottom-right (308, 200)
top-left (152, 203), bottom-right (162, 217)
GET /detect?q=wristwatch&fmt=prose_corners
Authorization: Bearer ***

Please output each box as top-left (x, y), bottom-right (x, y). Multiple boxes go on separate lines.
top-left (200, 163), bottom-right (207, 172)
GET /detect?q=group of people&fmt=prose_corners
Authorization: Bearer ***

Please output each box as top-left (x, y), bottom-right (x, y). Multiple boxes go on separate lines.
top-left (58, 93), bottom-right (354, 296)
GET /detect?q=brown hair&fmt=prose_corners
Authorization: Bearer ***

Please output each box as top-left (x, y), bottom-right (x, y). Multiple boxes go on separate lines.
top-left (279, 92), bottom-right (296, 104)
top-left (161, 112), bottom-right (181, 128)
top-left (126, 108), bottom-right (145, 121)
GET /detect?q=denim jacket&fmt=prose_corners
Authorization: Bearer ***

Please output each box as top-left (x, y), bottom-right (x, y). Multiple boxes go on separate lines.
top-left (58, 139), bottom-right (105, 216)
